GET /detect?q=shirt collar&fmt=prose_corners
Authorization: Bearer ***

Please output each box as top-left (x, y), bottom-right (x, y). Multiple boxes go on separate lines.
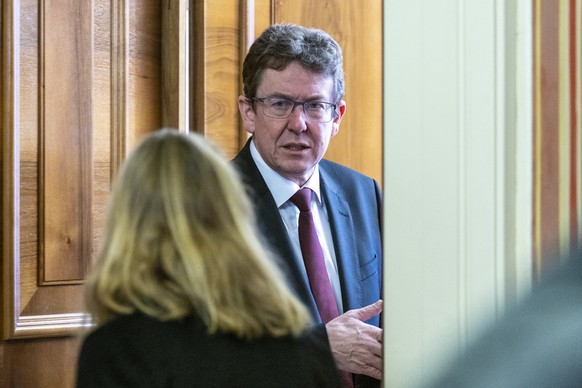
top-left (249, 139), bottom-right (322, 207)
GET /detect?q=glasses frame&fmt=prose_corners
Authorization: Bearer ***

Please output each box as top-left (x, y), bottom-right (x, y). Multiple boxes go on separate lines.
top-left (249, 96), bottom-right (338, 123)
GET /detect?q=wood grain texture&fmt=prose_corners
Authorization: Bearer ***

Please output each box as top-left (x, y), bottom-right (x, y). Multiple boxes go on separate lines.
top-left (1, 336), bottom-right (82, 388)
top-left (189, 0), bottom-right (206, 135)
top-left (162, 0), bottom-right (188, 130)
top-left (193, 0), bottom-right (244, 155)
top-left (2, 0), bottom-right (96, 339)
top-left (2, 0), bottom-right (163, 386)
top-left (111, 0), bottom-right (128, 174)
top-left (40, 0), bottom-right (93, 284)
top-left (2, 0), bottom-right (19, 343)
top-left (127, 0), bottom-right (163, 149)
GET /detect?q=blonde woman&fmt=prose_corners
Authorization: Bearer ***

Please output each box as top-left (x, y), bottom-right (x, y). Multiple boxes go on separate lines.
top-left (76, 129), bottom-right (340, 387)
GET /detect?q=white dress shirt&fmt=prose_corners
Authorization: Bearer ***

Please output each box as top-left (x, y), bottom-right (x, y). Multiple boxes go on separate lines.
top-left (249, 140), bottom-right (344, 314)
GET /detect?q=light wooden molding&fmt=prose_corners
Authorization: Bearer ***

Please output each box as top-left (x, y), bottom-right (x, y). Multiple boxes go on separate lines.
top-left (162, 0), bottom-right (188, 131)
top-left (2, 0), bottom-right (21, 341)
top-left (111, 0), bottom-right (129, 175)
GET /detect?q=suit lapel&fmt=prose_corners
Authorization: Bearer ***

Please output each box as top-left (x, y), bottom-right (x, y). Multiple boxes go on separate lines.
top-left (320, 166), bottom-right (361, 313)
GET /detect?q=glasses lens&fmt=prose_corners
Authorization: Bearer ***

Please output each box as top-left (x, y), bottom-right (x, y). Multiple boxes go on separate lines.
top-left (263, 98), bottom-right (294, 118)
top-left (259, 98), bottom-right (334, 123)
top-left (304, 102), bottom-right (333, 122)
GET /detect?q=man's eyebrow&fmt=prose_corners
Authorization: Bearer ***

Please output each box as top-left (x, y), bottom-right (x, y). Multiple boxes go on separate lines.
top-left (262, 93), bottom-right (291, 99)
top-left (263, 93), bottom-right (328, 101)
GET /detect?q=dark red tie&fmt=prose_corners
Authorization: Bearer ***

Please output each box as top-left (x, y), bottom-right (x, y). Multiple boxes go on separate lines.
top-left (291, 188), bottom-right (354, 388)
top-left (291, 188), bottom-right (339, 323)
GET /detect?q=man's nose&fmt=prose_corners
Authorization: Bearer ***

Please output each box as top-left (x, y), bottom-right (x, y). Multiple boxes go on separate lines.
top-left (286, 104), bottom-right (308, 132)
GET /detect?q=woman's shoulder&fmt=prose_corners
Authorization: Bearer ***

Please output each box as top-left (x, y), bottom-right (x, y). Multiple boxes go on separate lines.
top-left (76, 313), bottom-right (184, 387)
top-left (82, 312), bottom-right (206, 349)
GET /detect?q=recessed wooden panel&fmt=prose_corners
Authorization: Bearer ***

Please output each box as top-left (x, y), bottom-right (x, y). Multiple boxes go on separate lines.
top-left (192, 0), bottom-right (243, 155)
top-left (40, 0), bottom-right (93, 284)
top-left (2, 0), bottom-right (164, 340)
top-left (0, 0), bottom-right (99, 342)
top-left (127, 0), bottom-right (163, 148)
top-left (2, 336), bottom-right (83, 388)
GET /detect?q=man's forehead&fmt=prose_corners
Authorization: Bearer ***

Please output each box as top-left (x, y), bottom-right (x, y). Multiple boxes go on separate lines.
top-left (258, 66), bottom-right (335, 99)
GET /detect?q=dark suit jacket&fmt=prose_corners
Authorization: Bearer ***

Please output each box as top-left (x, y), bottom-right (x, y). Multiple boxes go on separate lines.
top-left (76, 312), bottom-right (340, 388)
top-left (232, 139), bottom-right (383, 387)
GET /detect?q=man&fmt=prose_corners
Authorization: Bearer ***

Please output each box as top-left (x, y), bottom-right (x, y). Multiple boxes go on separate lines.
top-left (233, 23), bottom-right (383, 387)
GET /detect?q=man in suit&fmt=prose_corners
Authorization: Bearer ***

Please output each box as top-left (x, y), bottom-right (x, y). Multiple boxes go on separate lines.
top-left (233, 23), bottom-right (383, 387)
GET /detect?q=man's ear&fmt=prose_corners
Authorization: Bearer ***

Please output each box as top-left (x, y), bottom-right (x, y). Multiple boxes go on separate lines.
top-left (238, 96), bottom-right (256, 134)
top-left (331, 100), bottom-right (346, 138)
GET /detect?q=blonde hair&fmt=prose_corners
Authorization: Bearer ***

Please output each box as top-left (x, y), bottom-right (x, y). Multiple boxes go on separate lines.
top-left (84, 129), bottom-right (310, 339)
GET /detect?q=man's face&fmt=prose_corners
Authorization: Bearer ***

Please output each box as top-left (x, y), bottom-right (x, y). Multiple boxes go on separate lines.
top-left (238, 61), bottom-right (346, 186)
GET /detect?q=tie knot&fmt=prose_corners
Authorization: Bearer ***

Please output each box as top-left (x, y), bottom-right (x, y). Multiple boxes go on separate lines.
top-left (290, 188), bottom-right (312, 212)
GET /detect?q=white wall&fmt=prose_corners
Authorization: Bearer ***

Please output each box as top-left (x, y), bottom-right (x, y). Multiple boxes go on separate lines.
top-left (382, 1), bottom-right (533, 387)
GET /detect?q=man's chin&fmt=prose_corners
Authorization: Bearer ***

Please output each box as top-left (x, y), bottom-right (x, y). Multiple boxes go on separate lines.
top-left (277, 164), bottom-right (315, 185)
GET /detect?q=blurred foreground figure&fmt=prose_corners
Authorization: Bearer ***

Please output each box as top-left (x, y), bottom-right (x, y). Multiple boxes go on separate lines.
top-left (76, 129), bottom-right (340, 388)
top-left (431, 252), bottom-right (582, 388)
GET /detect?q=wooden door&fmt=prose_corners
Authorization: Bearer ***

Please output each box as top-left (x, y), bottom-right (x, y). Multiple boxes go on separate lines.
top-left (1, 1), bottom-right (163, 386)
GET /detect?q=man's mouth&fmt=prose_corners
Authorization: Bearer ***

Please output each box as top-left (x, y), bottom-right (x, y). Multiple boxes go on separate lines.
top-left (284, 144), bottom-right (309, 151)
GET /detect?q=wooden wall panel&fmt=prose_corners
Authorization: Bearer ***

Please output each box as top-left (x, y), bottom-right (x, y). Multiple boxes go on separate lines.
top-left (1, 0), bottom-right (382, 386)
top-left (533, 0), bottom-right (582, 276)
top-left (191, 0), bottom-right (244, 155)
top-left (2, 0), bottom-right (163, 386)
top-left (162, 0), bottom-right (188, 130)
top-left (127, 0), bottom-right (163, 149)
top-left (41, 0), bottom-right (93, 284)
top-left (3, 0), bottom-right (92, 341)
top-left (93, 1), bottom-right (112, 258)
top-left (1, 336), bottom-right (82, 388)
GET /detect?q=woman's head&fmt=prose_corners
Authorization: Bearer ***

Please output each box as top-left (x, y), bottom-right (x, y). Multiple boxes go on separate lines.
top-left (85, 129), bottom-right (310, 338)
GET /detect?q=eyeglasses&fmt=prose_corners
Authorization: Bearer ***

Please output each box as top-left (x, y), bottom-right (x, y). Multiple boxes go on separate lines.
top-left (250, 96), bottom-right (337, 123)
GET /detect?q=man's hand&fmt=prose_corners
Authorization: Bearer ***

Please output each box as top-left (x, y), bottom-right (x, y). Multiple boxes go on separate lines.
top-left (326, 300), bottom-right (383, 380)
